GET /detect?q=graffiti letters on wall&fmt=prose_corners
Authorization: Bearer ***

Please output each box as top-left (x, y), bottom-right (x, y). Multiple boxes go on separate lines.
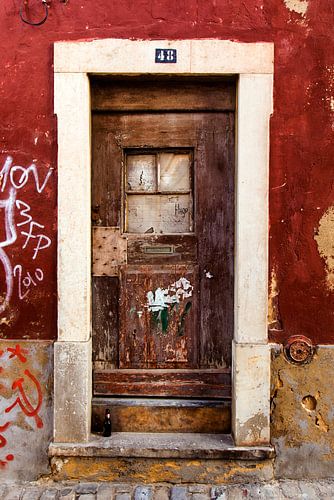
top-left (0, 344), bottom-right (43, 468)
top-left (0, 156), bottom-right (53, 316)
top-left (0, 155), bottom-right (53, 472)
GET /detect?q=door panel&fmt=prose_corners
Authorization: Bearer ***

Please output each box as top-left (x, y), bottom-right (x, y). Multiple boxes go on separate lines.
top-left (127, 234), bottom-right (197, 265)
top-left (92, 80), bottom-right (235, 398)
top-left (119, 265), bottom-right (198, 369)
top-left (197, 114), bottom-right (235, 369)
top-left (92, 275), bottom-right (119, 371)
top-left (91, 77), bottom-right (236, 112)
top-left (94, 369), bottom-right (231, 398)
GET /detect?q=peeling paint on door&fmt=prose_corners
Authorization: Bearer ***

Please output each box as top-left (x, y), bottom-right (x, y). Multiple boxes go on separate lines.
top-left (146, 277), bottom-right (193, 312)
top-left (146, 277), bottom-right (193, 334)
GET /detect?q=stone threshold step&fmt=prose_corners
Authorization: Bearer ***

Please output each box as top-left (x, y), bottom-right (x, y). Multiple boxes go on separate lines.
top-left (49, 432), bottom-right (274, 460)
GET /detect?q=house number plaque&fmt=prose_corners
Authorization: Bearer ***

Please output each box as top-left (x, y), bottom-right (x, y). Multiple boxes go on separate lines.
top-left (155, 49), bottom-right (177, 63)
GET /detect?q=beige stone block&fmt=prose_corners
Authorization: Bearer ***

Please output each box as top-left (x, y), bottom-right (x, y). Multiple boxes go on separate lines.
top-left (190, 40), bottom-right (274, 74)
top-left (54, 39), bottom-right (191, 74)
top-left (54, 340), bottom-right (92, 442)
top-left (54, 38), bottom-right (274, 76)
top-left (55, 72), bottom-right (91, 342)
top-left (232, 342), bottom-right (270, 446)
top-left (234, 74), bottom-right (273, 344)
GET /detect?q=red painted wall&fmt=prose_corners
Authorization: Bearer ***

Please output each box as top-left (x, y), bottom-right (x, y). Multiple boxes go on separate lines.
top-left (0, 0), bottom-right (332, 343)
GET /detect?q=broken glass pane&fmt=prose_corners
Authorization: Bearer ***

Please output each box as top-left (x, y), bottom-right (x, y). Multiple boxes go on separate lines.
top-left (126, 155), bottom-right (156, 192)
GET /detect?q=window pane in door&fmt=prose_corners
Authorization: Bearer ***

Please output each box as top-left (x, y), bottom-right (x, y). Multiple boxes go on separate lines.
top-left (159, 153), bottom-right (191, 192)
top-left (126, 194), bottom-right (192, 233)
top-left (126, 154), bottom-right (156, 192)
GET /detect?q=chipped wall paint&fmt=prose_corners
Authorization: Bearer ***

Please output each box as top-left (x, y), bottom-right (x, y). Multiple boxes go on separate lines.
top-left (325, 65), bottom-right (334, 121)
top-left (0, 341), bottom-right (53, 481)
top-left (314, 206), bottom-right (334, 291)
top-left (268, 0), bottom-right (334, 344)
top-left (283, 0), bottom-right (309, 17)
top-left (268, 267), bottom-right (282, 331)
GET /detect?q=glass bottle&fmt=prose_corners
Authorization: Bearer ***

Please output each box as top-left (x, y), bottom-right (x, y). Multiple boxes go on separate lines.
top-left (102, 408), bottom-right (112, 437)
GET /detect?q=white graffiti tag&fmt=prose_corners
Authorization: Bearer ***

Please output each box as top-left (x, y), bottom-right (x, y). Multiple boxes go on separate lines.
top-left (0, 156), bottom-right (53, 194)
top-left (0, 188), bottom-right (17, 313)
top-left (13, 265), bottom-right (44, 300)
top-left (0, 156), bottom-right (53, 312)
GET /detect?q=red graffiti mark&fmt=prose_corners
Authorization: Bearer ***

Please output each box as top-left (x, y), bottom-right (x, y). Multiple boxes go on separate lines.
top-left (0, 453), bottom-right (14, 468)
top-left (0, 350), bottom-right (4, 357)
top-left (0, 366), bottom-right (4, 390)
top-left (7, 344), bottom-right (28, 363)
top-left (0, 422), bottom-right (11, 448)
top-left (5, 369), bottom-right (43, 429)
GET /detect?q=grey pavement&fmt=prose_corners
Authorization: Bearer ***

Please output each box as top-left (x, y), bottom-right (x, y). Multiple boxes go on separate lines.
top-left (1, 480), bottom-right (334, 499)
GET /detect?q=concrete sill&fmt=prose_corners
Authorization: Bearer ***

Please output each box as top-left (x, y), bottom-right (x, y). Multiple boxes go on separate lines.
top-left (49, 433), bottom-right (275, 460)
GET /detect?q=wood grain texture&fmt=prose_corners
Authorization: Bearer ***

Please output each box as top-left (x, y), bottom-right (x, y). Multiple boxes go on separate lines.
top-left (94, 369), bottom-right (231, 398)
top-left (91, 77), bottom-right (236, 112)
top-left (127, 234), bottom-right (197, 264)
top-left (92, 276), bottom-right (119, 369)
top-left (196, 113), bottom-right (235, 368)
top-left (92, 116), bottom-right (122, 227)
top-left (91, 79), bottom-right (235, 397)
top-left (119, 265), bottom-right (198, 369)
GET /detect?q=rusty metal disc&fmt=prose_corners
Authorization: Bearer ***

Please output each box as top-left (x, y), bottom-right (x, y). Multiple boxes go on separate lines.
top-left (284, 336), bottom-right (314, 364)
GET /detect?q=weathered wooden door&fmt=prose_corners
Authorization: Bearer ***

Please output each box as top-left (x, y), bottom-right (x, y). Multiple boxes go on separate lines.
top-left (92, 78), bottom-right (235, 399)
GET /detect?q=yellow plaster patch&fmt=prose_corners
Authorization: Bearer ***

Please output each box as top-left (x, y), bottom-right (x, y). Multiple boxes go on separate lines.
top-left (50, 457), bottom-right (273, 483)
top-left (284, 0), bottom-right (308, 16)
top-left (314, 207), bottom-right (334, 291)
top-left (316, 413), bottom-right (329, 433)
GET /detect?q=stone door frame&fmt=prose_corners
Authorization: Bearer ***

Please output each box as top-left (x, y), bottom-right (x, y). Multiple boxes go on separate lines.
top-left (53, 38), bottom-right (273, 446)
